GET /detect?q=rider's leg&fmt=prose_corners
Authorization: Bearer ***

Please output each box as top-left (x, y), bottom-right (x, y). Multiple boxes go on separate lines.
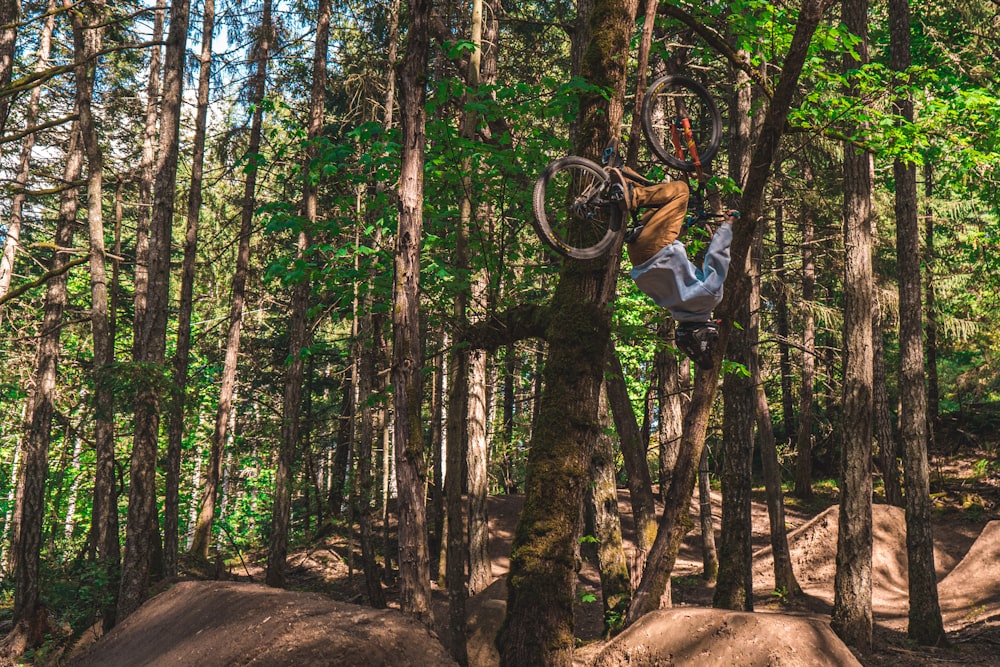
top-left (626, 180), bottom-right (689, 266)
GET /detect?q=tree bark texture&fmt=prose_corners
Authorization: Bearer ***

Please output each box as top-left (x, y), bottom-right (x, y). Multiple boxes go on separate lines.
top-left (714, 54), bottom-right (755, 613)
top-left (588, 385), bottom-right (631, 636)
top-left (772, 193), bottom-right (796, 442)
top-left (587, 384), bottom-right (632, 637)
top-left (655, 319), bottom-right (683, 506)
top-left (890, 0), bottom-right (945, 643)
top-left (873, 307), bottom-right (902, 506)
top-left (697, 445), bottom-right (718, 582)
top-left (394, 0), bottom-right (433, 623)
top-left (459, 0), bottom-right (494, 599)
top-left (923, 162), bottom-right (939, 425)
top-left (131, 0), bottom-right (165, 334)
top-left (445, 334), bottom-right (469, 662)
top-left (357, 311), bottom-right (388, 608)
top-left (715, 317), bottom-right (754, 611)
top-left (64, 0), bottom-right (119, 627)
top-left (0, 0), bottom-right (20, 140)
top-left (11, 124), bottom-right (82, 645)
top-left (119, 0), bottom-right (191, 621)
top-left (832, 0), bottom-right (874, 648)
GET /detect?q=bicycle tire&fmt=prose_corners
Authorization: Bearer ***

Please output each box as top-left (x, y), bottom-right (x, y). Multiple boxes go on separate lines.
top-left (641, 75), bottom-right (722, 172)
top-left (531, 156), bottom-right (622, 260)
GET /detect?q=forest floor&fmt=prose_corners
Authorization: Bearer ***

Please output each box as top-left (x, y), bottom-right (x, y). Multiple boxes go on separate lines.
top-left (60, 442), bottom-right (1000, 666)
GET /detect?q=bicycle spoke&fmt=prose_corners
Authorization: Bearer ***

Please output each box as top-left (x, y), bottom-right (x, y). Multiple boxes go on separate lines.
top-left (540, 163), bottom-right (616, 254)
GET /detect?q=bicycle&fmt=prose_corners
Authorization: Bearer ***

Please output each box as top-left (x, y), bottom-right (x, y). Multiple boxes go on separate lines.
top-left (531, 75), bottom-right (723, 260)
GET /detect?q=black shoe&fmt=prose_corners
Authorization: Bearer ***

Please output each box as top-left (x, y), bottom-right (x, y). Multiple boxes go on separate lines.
top-left (676, 320), bottom-right (719, 370)
top-left (606, 168), bottom-right (633, 216)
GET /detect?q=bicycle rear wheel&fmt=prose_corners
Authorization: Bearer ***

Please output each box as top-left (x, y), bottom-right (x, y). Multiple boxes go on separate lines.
top-left (531, 156), bottom-right (622, 260)
top-left (641, 75), bottom-right (722, 172)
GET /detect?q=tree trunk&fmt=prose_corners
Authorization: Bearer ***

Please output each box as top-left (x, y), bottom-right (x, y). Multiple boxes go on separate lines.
top-left (429, 345), bottom-right (445, 575)
top-left (445, 328), bottom-right (468, 660)
top-left (773, 191), bottom-right (796, 443)
top-left (605, 350), bottom-right (657, 574)
top-left (626, 0), bottom-right (833, 625)
top-left (266, 0), bottom-right (330, 588)
top-left (923, 162), bottom-right (939, 425)
top-left (697, 446), bottom-right (718, 582)
top-left (751, 226), bottom-right (800, 597)
top-left (714, 56), bottom-right (755, 614)
top-left (587, 385), bottom-right (630, 636)
top-left (189, 0), bottom-right (270, 560)
top-left (163, 0), bottom-right (214, 579)
top-left (655, 319), bottom-right (683, 505)
top-left (0, 1), bottom-right (53, 306)
top-left (794, 178), bottom-right (817, 499)
top-left (63, 0), bottom-right (119, 627)
top-left (10, 124), bottom-right (82, 651)
top-left (328, 369), bottom-right (353, 519)
top-left (832, 0), bottom-right (874, 648)
top-left (889, 0), bottom-right (945, 643)
top-left (394, 0), bottom-right (433, 623)
top-left (0, 0), bottom-right (20, 140)
top-left (132, 0), bottom-right (166, 334)
top-left (873, 306), bottom-right (902, 506)
top-left (715, 321), bottom-right (754, 610)
top-left (460, 0), bottom-right (494, 599)
top-left (119, 0), bottom-right (192, 620)
top-left (357, 310), bottom-right (389, 608)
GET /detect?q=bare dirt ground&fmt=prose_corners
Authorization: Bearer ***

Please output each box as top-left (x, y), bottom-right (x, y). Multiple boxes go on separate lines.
top-left (63, 446), bottom-right (1000, 667)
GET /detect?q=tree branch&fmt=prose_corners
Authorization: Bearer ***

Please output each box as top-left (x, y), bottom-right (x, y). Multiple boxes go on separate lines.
top-left (0, 255), bottom-right (89, 308)
top-left (460, 303), bottom-right (550, 351)
top-left (0, 113), bottom-right (78, 145)
top-left (658, 4), bottom-right (773, 98)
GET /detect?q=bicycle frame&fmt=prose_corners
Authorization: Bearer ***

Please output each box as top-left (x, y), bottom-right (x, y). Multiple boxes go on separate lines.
top-left (669, 118), bottom-right (704, 175)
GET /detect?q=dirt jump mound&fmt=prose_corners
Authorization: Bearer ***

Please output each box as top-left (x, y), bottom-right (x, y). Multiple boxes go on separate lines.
top-left (938, 520), bottom-right (1000, 629)
top-left (591, 607), bottom-right (861, 667)
top-left (66, 581), bottom-right (457, 667)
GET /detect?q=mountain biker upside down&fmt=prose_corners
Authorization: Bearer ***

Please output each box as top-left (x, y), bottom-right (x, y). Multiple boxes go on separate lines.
top-left (608, 169), bottom-right (738, 370)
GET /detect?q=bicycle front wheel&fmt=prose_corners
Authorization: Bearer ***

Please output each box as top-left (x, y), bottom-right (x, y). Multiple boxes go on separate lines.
top-left (641, 75), bottom-right (722, 172)
top-left (531, 156), bottom-right (622, 260)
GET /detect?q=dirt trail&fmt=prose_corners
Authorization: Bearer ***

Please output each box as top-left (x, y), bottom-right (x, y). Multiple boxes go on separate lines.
top-left (66, 495), bottom-right (1000, 667)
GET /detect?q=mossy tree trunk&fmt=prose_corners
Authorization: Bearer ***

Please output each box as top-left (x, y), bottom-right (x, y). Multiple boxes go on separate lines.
top-left (497, 0), bottom-right (637, 663)
top-left (587, 385), bottom-right (630, 636)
